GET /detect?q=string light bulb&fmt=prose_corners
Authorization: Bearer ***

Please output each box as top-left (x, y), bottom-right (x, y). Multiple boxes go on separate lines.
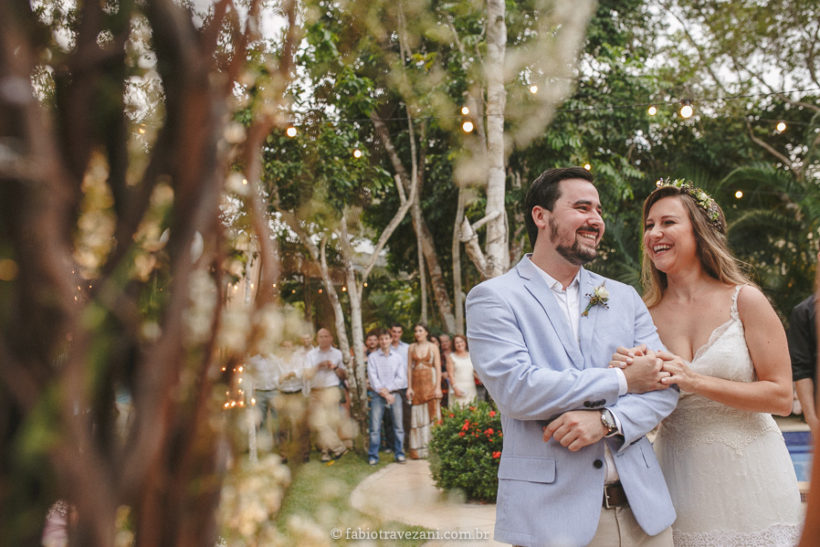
top-left (583, 163), bottom-right (591, 171)
top-left (776, 121), bottom-right (787, 134)
top-left (529, 85), bottom-right (538, 94)
top-left (462, 120), bottom-right (475, 133)
top-left (679, 102), bottom-right (694, 119)
top-left (461, 106), bottom-right (470, 116)
top-left (285, 126), bottom-right (297, 137)
top-left (735, 190), bottom-right (744, 199)
top-left (647, 105), bottom-right (657, 116)
top-left (352, 148), bottom-right (363, 158)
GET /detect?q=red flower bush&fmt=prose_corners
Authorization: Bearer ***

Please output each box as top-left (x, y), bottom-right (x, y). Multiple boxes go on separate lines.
top-left (429, 400), bottom-right (502, 502)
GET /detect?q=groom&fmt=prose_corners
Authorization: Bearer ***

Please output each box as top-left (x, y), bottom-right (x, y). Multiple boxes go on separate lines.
top-left (466, 167), bottom-right (679, 546)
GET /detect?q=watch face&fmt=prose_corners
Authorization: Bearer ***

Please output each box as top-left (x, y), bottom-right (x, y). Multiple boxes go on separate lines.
top-left (602, 410), bottom-right (616, 430)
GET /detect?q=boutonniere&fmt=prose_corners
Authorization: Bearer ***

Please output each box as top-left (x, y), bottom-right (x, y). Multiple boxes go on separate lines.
top-left (582, 282), bottom-right (609, 317)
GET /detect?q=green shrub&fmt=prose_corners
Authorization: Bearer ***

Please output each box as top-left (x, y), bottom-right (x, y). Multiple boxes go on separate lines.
top-left (429, 400), bottom-right (502, 502)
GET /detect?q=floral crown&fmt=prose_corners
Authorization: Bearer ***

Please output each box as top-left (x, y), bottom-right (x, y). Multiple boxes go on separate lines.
top-left (655, 178), bottom-right (724, 231)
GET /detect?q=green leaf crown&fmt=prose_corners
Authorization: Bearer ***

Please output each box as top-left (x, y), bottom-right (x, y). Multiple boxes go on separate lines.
top-left (656, 178), bottom-right (723, 231)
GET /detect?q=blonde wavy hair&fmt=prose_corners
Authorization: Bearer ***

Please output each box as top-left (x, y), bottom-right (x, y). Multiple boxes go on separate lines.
top-left (641, 185), bottom-right (751, 308)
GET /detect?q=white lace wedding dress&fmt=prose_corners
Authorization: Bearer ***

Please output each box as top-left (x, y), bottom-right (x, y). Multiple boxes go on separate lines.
top-left (653, 286), bottom-right (803, 546)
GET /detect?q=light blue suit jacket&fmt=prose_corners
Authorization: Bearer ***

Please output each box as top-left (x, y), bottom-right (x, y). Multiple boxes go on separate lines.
top-left (466, 256), bottom-right (678, 546)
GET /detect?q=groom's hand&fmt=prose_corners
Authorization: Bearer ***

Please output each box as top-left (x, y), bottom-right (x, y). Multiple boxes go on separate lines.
top-left (609, 344), bottom-right (647, 368)
top-left (623, 351), bottom-right (670, 393)
top-left (542, 410), bottom-right (606, 451)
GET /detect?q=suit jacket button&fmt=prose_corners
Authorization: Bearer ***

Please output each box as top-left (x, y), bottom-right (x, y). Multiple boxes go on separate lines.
top-left (583, 401), bottom-right (591, 408)
top-left (593, 459), bottom-right (603, 469)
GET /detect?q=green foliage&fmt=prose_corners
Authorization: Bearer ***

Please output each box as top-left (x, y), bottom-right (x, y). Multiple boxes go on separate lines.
top-left (429, 400), bottom-right (502, 502)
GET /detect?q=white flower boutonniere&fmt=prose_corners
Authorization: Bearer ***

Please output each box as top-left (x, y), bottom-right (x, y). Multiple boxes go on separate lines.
top-left (582, 282), bottom-right (609, 317)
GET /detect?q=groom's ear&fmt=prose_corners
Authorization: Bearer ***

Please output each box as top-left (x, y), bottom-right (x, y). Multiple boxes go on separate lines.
top-left (531, 205), bottom-right (550, 231)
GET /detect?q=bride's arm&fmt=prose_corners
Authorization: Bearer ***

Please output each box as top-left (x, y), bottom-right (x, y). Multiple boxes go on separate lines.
top-left (660, 286), bottom-right (793, 415)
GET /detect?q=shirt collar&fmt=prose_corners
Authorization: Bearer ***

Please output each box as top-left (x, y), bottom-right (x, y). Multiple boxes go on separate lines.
top-left (527, 256), bottom-right (580, 292)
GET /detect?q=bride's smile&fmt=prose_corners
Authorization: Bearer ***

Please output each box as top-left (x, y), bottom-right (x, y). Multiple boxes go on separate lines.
top-left (643, 196), bottom-right (698, 272)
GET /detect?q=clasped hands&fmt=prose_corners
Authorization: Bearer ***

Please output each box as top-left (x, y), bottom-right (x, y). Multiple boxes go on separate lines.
top-left (542, 345), bottom-right (681, 451)
top-left (610, 344), bottom-right (695, 391)
top-left (378, 388), bottom-right (396, 404)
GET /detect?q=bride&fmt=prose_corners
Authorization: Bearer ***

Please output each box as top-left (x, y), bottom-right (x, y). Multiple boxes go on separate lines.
top-left (613, 180), bottom-right (803, 546)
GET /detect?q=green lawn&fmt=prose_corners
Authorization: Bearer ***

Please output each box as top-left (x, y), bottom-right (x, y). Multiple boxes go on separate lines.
top-left (275, 450), bottom-right (428, 545)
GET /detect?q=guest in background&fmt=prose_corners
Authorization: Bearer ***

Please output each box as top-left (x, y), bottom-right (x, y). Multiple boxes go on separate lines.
top-left (390, 322), bottom-right (409, 367)
top-left (406, 323), bottom-right (442, 459)
top-left (390, 322), bottom-right (411, 444)
top-left (364, 329), bottom-right (379, 356)
top-left (367, 329), bottom-right (407, 465)
top-left (437, 333), bottom-right (452, 407)
top-left (364, 327), bottom-right (396, 453)
top-left (307, 328), bottom-right (349, 462)
top-left (247, 352), bottom-right (280, 437)
top-left (273, 339), bottom-right (311, 463)
top-left (788, 273), bottom-right (818, 435)
top-left (445, 334), bottom-right (477, 407)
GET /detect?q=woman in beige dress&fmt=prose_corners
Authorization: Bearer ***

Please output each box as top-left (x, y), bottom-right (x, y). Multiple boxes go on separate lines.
top-left (405, 323), bottom-right (442, 458)
top-left (445, 334), bottom-right (477, 407)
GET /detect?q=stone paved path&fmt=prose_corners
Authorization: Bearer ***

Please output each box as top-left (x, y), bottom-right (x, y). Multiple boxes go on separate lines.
top-left (350, 459), bottom-right (501, 546)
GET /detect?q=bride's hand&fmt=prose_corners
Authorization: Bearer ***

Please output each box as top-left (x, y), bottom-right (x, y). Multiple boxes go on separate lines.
top-left (609, 344), bottom-right (648, 369)
top-left (657, 350), bottom-right (698, 391)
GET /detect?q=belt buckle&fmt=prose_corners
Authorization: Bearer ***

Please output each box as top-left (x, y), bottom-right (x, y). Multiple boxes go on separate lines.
top-left (603, 486), bottom-right (613, 509)
top-left (603, 484), bottom-right (618, 509)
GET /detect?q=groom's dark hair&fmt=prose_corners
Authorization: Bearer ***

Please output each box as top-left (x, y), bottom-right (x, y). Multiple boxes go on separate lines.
top-left (524, 167), bottom-right (595, 248)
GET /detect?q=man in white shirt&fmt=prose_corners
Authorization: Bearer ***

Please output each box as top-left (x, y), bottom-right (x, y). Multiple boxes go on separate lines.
top-left (273, 339), bottom-right (311, 463)
top-left (390, 323), bottom-right (409, 368)
top-left (367, 329), bottom-right (408, 465)
top-left (307, 328), bottom-right (348, 462)
top-left (247, 353), bottom-right (281, 433)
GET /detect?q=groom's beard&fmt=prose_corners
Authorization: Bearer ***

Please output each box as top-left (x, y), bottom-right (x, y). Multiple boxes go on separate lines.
top-left (550, 218), bottom-right (599, 265)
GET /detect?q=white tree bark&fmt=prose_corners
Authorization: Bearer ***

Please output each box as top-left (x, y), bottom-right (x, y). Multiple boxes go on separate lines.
top-left (483, 0), bottom-right (509, 278)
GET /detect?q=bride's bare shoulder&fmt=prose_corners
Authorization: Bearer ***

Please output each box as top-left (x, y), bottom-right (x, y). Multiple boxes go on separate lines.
top-left (736, 284), bottom-right (775, 316)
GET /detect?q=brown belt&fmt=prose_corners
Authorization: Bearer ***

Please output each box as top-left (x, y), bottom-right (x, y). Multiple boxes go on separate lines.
top-left (603, 482), bottom-right (629, 509)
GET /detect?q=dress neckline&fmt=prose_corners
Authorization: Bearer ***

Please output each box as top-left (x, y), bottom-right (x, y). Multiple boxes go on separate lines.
top-left (412, 342), bottom-right (433, 364)
top-left (690, 285), bottom-right (744, 363)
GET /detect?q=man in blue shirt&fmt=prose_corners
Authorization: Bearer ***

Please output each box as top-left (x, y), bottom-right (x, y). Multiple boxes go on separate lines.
top-left (367, 329), bottom-right (408, 465)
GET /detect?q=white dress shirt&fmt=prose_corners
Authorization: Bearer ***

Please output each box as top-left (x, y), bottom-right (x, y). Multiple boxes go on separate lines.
top-left (308, 346), bottom-right (345, 388)
top-left (528, 258), bottom-right (626, 483)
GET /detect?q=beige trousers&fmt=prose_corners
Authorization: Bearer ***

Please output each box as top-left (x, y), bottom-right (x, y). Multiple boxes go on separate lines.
top-left (274, 391), bottom-right (310, 460)
top-left (588, 506), bottom-right (673, 547)
top-left (308, 386), bottom-right (346, 455)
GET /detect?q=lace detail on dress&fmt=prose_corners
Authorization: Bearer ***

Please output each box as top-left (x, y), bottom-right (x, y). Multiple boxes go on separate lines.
top-left (654, 285), bottom-right (803, 546)
top-left (660, 403), bottom-right (781, 455)
top-left (673, 523), bottom-right (801, 547)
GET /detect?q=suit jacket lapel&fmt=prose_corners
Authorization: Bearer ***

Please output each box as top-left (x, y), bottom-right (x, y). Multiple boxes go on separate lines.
top-left (517, 258), bottom-right (584, 368)
top-left (577, 268), bottom-right (600, 368)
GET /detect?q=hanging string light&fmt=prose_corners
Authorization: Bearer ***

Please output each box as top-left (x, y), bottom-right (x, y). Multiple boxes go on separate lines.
top-left (461, 106), bottom-right (470, 116)
top-left (679, 101), bottom-right (694, 119)
top-left (352, 148), bottom-right (363, 158)
top-left (647, 105), bottom-right (657, 116)
top-left (529, 85), bottom-right (538, 94)
top-left (462, 120), bottom-right (474, 133)
top-left (285, 125), bottom-right (297, 137)
top-left (735, 190), bottom-right (744, 199)
top-left (776, 121), bottom-right (787, 134)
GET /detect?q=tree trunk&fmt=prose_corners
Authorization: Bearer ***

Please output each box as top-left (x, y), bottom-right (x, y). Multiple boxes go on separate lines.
top-left (452, 184), bottom-right (467, 334)
top-left (338, 215), bottom-right (368, 433)
top-left (371, 112), bottom-right (456, 331)
top-left (484, 0), bottom-right (509, 278)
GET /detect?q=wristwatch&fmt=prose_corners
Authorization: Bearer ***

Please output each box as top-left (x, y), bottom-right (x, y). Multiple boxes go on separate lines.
top-left (600, 409), bottom-right (618, 437)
